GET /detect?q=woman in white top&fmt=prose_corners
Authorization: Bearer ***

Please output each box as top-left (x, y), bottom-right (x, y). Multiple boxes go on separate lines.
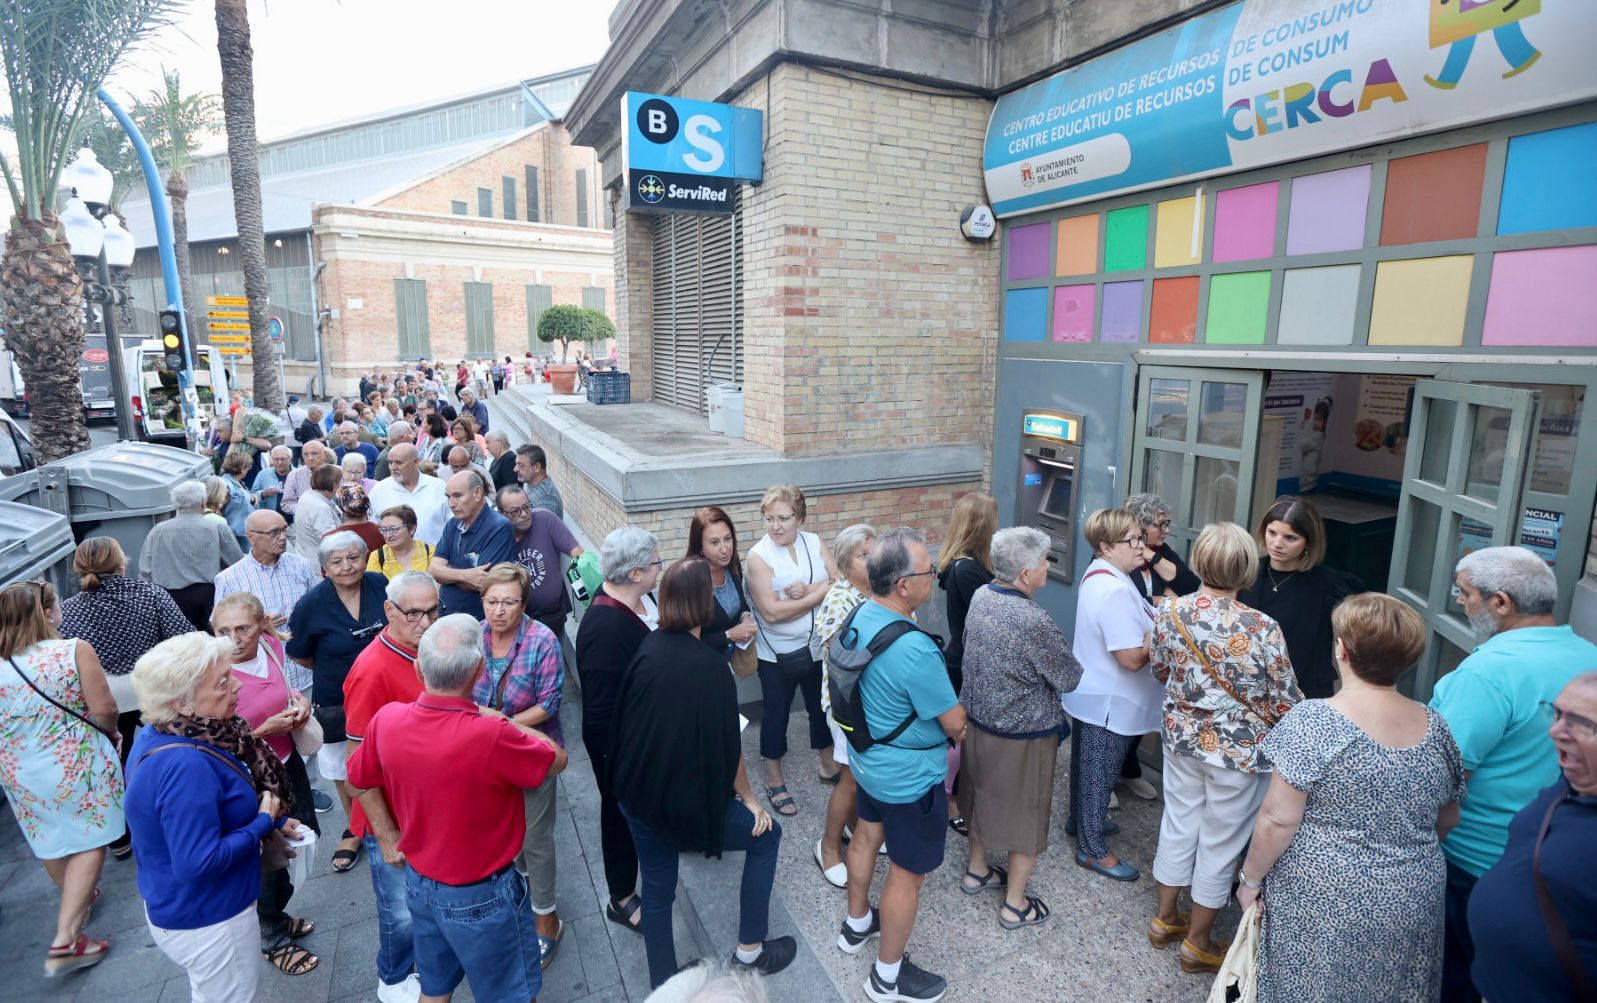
top-left (1062, 507), bottom-right (1159, 882)
top-left (292, 465), bottom-right (342, 567)
top-left (745, 484), bottom-right (840, 816)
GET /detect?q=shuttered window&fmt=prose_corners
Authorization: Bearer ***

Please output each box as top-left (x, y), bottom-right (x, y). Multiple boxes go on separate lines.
top-left (525, 166), bottom-right (540, 222)
top-left (581, 286), bottom-right (606, 312)
top-left (502, 176), bottom-right (516, 220)
top-left (464, 281), bottom-right (495, 357)
top-left (450, 200), bottom-right (467, 215)
top-left (575, 168), bottom-right (589, 227)
top-left (650, 199), bottom-right (743, 413)
top-left (394, 279), bottom-right (430, 358)
top-left (477, 187), bottom-right (493, 217)
top-left (525, 283), bottom-right (552, 351)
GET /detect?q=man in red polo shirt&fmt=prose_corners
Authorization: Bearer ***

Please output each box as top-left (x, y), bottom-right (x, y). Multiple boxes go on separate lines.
top-left (343, 570), bottom-right (441, 1003)
top-left (348, 612), bottom-right (565, 1003)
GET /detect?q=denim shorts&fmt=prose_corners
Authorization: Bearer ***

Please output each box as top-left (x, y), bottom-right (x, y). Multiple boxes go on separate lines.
top-left (405, 864), bottom-right (540, 1003)
top-left (856, 782), bottom-right (948, 875)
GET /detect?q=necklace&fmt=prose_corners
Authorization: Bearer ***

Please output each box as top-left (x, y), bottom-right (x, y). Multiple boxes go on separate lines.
top-left (1266, 566), bottom-right (1298, 593)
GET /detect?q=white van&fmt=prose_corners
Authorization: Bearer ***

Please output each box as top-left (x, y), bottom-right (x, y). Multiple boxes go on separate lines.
top-left (125, 340), bottom-right (229, 446)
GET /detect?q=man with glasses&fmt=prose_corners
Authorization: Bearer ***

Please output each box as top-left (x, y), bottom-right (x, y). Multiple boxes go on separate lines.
top-left (215, 509), bottom-right (320, 641)
top-left (1429, 545), bottom-right (1597, 1002)
top-left (342, 571), bottom-right (443, 1003)
top-left (431, 471), bottom-right (516, 619)
top-left (497, 484), bottom-right (585, 644)
top-left (369, 443), bottom-right (447, 546)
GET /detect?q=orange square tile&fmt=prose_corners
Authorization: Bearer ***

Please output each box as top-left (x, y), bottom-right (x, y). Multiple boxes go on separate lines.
top-left (1055, 215), bottom-right (1099, 276)
top-left (1380, 144), bottom-right (1487, 246)
top-left (1149, 277), bottom-right (1200, 343)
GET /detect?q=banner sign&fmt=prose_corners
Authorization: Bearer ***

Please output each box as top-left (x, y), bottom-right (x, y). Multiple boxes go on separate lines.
top-left (622, 91), bottom-right (763, 214)
top-left (983, 0), bottom-right (1597, 217)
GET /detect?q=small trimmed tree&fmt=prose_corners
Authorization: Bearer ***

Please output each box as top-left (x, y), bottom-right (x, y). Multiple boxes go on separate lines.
top-left (579, 307), bottom-right (615, 354)
top-left (536, 304), bottom-right (585, 363)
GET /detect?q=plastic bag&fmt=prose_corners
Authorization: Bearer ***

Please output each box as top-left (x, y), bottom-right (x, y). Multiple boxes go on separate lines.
top-left (1207, 902), bottom-right (1262, 1003)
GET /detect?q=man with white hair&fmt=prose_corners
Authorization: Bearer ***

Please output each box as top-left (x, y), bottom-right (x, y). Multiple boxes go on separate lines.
top-left (251, 446), bottom-right (294, 514)
top-left (373, 420), bottom-right (416, 481)
top-left (139, 479), bottom-right (243, 630)
top-left (346, 613), bottom-right (565, 1003)
top-left (280, 438), bottom-right (331, 518)
top-left (368, 443), bottom-right (448, 547)
top-left (485, 429), bottom-right (516, 490)
top-left (335, 420), bottom-right (379, 470)
top-left (457, 385), bottom-right (489, 434)
top-left (1430, 544), bottom-right (1597, 1002)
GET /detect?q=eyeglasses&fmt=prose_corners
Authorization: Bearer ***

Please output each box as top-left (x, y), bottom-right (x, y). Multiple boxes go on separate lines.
top-left (501, 505), bottom-right (531, 519)
top-left (896, 569), bottom-right (938, 583)
top-left (378, 524), bottom-right (407, 536)
top-left (763, 514), bottom-right (797, 526)
top-left (1115, 535), bottom-right (1145, 548)
top-left (1541, 701), bottom-right (1597, 740)
top-left (248, 527), bottom-right (289, 538)
top-left (1149, 519), bottom-right (1172, 531)
top-left (394, 605), bottom-right (443, 624)
top-left (484, 598), bottom-right (524, 611)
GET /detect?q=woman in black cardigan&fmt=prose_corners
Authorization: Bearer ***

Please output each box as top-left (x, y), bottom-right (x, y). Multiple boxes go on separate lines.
top-left (611, 558), bottom-right (795, 989)
top-left (685, 505), bottom-right (759, 658)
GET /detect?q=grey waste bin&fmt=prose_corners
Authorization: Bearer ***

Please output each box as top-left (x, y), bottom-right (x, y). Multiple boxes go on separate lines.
top-left (0, 500), bottom-right (77, 599)
top-left (37, 441), bottom-right (210, 573)
top-left (0, 468), bottom-right (41, 506)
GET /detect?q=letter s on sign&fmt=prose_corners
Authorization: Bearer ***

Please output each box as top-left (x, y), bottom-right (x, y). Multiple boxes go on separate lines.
top-left (681, 114), bottom-right (726, 173)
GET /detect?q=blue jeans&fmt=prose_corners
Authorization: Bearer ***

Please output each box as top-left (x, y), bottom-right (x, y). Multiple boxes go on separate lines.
top-left (624, 799), bottom-right (783, 989)
top-left (364, 835), bottom-right (415, 987)
top-left (1432, 22), bottom-right (1539, 86)
top-left (405, 865), bottom-right (541, 1003)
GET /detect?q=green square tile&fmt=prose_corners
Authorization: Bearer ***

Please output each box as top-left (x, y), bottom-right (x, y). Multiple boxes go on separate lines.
top-left (1204, 271), bottom-right (1271, 344)
top-left (1104, 205), bottom-right (1149, 272)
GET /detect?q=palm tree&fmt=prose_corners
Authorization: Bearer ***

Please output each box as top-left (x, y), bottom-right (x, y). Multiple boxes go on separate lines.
top-left (0, 0), bottom-right (176, 462)
top-left (213, 0), bottom-right (282, 412)
top-left (133, 68), bottom-right (221, 373)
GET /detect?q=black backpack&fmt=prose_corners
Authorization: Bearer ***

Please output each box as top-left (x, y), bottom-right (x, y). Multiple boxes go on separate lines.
top-left (826, 601), bottom-right (946, 754)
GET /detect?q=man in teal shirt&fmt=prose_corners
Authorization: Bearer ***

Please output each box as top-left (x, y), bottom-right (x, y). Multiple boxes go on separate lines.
top-left (1430, 545), bottom-right (1597, 1002)
top-left (836, 528), bottom-right (966, 1003)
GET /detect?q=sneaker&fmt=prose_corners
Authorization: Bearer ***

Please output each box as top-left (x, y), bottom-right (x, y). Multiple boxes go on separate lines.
top-left (312, 788), bottom-right (334, 813)
top-left (865, 954), bottom-right (947, 1003)
top-left (376, 973), bottom-right (421, 1003)
top-left (1123, 777), bottom-right (1158, 800)
top-left (837, 907), bottom-right (881, 955)
top-left (1108, 790), bottom-right (1120, 810)
top-left (731, 936), bottom-right (797, 977)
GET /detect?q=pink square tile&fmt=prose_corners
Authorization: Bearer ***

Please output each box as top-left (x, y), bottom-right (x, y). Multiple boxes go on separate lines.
top-left (1213, 182), bottom-right (1279, 262)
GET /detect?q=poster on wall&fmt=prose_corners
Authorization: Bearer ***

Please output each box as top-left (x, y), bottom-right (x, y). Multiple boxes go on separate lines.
top-left (1264, 372), bottom-right (1336, 488)
top-left (1459, 507), bottom-right (1562, 567)
top-left (983, 0), bottom-right (1597, 216)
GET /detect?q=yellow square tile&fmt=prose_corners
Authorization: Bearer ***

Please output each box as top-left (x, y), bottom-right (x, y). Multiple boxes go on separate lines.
top-left (1368, 256), bottom-right (1474, 346)
top-left (1154, 196), bottom-right (1203, 268)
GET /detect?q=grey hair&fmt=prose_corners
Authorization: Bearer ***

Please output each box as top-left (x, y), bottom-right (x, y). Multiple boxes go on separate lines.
top-left (306, 405), bottom-right (325, 419)
top-left (339, 420), bottom-right (358, 432)
top-left (386, 420), bottom-right (413, 440)
top-left (644, 962), bottom-right (771, 1003)
top-left (269, 445), bottom-right (291, 459)
top-left (600, 526), bottom-right (659, 585)
top-left (171, 480), bottom-right (207, 512)
top-left (417, 613), bottom-right (484, 691)
top-left (830, 523), bottom-right (876, 570)
top-left (1124, 493), bottom-right (1173, 529)
top-left (133, 632), bottom-right (236, 724)
top-left (341, 453), bottom-right (368, 473)
top-left (485, 429), bottom-right (510, 447)
top-left (317, 530), bottom-right (369, 568)
top-left (990, 526), bottom-right (1051, 582)
top-left (385, 570), bottom-right (437, 605)
top-left (1456, 546), bottom-right (1557, 616)
top-left (867, 527), bottom-right (926, 597)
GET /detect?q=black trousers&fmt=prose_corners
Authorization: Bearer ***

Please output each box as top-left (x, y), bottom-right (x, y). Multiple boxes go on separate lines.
top-left (756, 655), bottom-right (829, 762)
top-left (583, 734), bottom-right (639, 903)
top-left (258, 865), bottom-right (296, 943)
top-left (1440, 860), bottom-right (1482, 1002)
top-left (1120, 736), bottom-right (1145, 779)
top-left (166, 583), bottom-right (215, 633)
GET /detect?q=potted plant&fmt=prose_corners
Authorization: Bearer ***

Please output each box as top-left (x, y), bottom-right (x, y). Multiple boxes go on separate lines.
top-left (536, 305), bottom-right (585, 394)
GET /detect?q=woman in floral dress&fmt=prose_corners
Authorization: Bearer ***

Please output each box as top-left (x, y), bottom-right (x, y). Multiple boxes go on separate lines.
top-left (0, 580), bottom-right (124, 977)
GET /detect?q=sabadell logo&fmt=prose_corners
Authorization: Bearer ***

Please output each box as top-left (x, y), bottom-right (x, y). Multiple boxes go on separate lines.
top-left (637, 175), bottom-right (666, 204)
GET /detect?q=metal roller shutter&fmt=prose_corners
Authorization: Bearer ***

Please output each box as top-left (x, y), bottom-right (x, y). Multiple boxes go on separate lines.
top-left (649, 197), bottom-right (743, 413)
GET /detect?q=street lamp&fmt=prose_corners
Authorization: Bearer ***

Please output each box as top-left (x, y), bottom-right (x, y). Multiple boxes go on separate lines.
top-left (63, 149), bottom-right (137, 442)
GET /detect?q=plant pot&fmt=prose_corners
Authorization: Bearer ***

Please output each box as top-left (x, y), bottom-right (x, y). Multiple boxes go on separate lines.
top-left (547, 364), bottom-right (580, 394)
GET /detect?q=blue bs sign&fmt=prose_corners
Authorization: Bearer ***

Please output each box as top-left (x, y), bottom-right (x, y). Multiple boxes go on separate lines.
top-left (622, 92), bottom-right (763, 214)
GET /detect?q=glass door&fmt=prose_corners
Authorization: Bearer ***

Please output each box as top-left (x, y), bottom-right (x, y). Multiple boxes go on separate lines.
top-left (1129, 367), bottom-right (1265, 553)
top-left (1388, 379), bottom-right (1541, 699)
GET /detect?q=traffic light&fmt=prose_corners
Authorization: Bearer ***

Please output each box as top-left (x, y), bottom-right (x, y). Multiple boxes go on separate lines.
top-left (158, 310), bottom-right (187, 371)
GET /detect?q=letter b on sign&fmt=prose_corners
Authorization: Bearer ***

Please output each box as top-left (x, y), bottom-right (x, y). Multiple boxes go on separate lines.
top-left (637, 98), bottom-right (678, 143)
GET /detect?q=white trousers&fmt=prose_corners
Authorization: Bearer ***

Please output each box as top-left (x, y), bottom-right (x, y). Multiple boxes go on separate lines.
top-left (1151, 751), bottom-right (1269, 909)
top-left (147, 903), bottom-right (262, 1003)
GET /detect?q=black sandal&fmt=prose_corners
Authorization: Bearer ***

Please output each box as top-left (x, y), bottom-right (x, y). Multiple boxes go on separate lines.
top-left (766, 785), bottom-right (798, 817)
top-left (264, 941), bottom-right (320, 975)
top-left (999, 895), bottom-right (1051, 930)
top-left (606, 894), bottom-right (643, 935)
top-left (331, 830), bottom-right (360, 873)
top-left (960, 863), bottom-right (1008, 896)
top-left (286, 917), bottom-right (314, 939)
top-left (948, 816), bottom-right (969, 837)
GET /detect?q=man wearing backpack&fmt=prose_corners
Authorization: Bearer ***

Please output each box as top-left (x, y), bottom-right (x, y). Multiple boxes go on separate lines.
top-left (833, 527), bottom-right (967, 1003)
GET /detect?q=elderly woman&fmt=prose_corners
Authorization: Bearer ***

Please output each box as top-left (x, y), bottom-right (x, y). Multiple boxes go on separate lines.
top-left (475, 562), bottom-right (567, 967)
top-left (219, 452), bottom-right (256, 553)
top-left (0, 580), bottom-right (121, 977)
top-left (958, 527), bottom-right (1084, 928)
top-left (332, 482), bottom-right (384, 552)
top-left (291, 464), bottom-right (342, 566)
top-left (746, 484), bottom-right (840, 816)
top-left (1237, 593), bottom-right (1464, 1003)
top-left (369, 504), bottom-right (434, 578)
top-left (574, 526), bottom-right (662, 936)
top-left (811, 523), bottom-right (875, 887)
top-left (140, 479), bottom-right (244, 631)
top-left (212, 593), bottom-right (320, 977)
top-left (341, 452), bottom-right (377, 494)
top-left (1469, 671), bottom-right (1597, 1002)
top-left (286, 531), bottom-right (388, 874)
top-left (613, 558), bottom-right (793, 988)
top-left (686, 505), bottom-right (759, 660)
top-left (1147, 522), bottom-right (1301, 973)
top-left (1062, 507), bottom-right (1159, 882)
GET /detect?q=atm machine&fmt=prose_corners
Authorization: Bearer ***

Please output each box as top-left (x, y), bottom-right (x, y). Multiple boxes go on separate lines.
top-left (1016, 409), bottom-right (1085, 583)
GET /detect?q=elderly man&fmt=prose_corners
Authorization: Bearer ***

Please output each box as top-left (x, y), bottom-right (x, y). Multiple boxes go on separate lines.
top-left (457, 386), bottom-right (490, 434)
top-left (342, 571), bottom-right (442, 1003)
top-left (347, 614), bottom-right (564, 1003)
top-left (836, 527), bottom-right (968, 1003)
top-left (335, 420), bottom-right (380, 469)
top-left (445, 443), bottom-right (492, 490)
top-left (280, 438), bottom-right (330, 518)
top-left (373, 420), bottom-right (415, 481)
top-left (430, 471), bottom-right (515, 619)
top-left (1430, 545), bottom-right (1597, 1002)
top-left (140, 479), bottom-right (244, 630)
top-left (369, 443), bottom-right (448, 547)
top-left (252, 445), bottom-right (294, 513)
top-left (498, 484), bottom-right (584, 641)
top-left (486, 430), bottom-right (516, 490)
top-left (323, 397), bottom-right (348, 433)
top-left (215, 510), bottom-right (319, 629)
top-left (514, 444), bottom-right (565, 519)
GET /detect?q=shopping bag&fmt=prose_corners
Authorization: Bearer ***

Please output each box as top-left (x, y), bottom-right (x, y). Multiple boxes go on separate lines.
top-left (285, 827), bottom-right (317, 890)
top-left (1207, 902), bottom-right (1262, 1003)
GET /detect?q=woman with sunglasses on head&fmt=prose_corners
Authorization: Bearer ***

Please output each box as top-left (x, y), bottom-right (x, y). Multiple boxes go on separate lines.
top-left (0, 579), bottom-right (122, 977)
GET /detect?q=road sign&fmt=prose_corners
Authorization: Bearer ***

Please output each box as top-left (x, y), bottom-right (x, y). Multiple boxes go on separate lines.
top-left (215, 345), bottom-right (252, 356)
top-left (207, 309), bottom-right (248, 320)
top-left (207, 333), bottom-right (252, 345)
top-left (265, 316), bottom-right (284, 343)
top-left (206, 321), bottom-right (251, 332)
top-left (207, 295), bottom-right (248, 307)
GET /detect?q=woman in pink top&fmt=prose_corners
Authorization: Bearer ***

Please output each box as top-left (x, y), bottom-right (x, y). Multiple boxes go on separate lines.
top-left (212, 592), bottom-right (321, 977)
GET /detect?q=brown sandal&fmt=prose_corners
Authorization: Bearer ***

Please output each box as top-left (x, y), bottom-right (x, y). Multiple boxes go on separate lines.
top-left (1148, 911), bottom-right (1191, 949)
top-left (1178, 938), bottom-right (1229, 974)
top-left (264, 941), bottom-right (320, 976)
top-left (286, 917), bottom-right (315, 939)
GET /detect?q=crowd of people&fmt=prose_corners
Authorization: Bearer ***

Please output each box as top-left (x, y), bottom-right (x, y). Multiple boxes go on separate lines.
top-left (0, 358), bottom-right (1593, 1003)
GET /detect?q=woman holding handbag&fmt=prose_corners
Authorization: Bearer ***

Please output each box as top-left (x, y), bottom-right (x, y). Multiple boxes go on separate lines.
top-left (0, 580), bottom-right (123, 978)
top-left (213, 592), bottom-right (321, 977)
top-left (686, 506), bottom-right (759, 664)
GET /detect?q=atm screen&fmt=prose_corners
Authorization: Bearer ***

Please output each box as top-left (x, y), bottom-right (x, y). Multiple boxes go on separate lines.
top-left (1038, 472), bottom-right (1073, 521)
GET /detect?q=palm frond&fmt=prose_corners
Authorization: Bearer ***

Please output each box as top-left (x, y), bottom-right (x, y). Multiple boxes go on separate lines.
top-left (132, 64), bottom-right (222, 175)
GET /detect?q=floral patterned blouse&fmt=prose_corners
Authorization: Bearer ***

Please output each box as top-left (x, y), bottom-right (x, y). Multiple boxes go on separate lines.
top-left (1150, 592), bottom-right (1302, 774)
top-left (814, 579), bottom-right (868, 719)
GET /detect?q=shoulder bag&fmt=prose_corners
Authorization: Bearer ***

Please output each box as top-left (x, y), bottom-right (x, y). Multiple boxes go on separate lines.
top-left (1533, 790), bottom-right (1597, 1002)
top-left (1170, 612), bottom-right (1281, 729)
top-left (7, 655), bottom-right (116, 744)
top-left (138, 742), bottom-right (296, 872)
top-left (266, 642), bottom-right (323, 757)
top-left (1206, 902), bottom-right (1261, 1003)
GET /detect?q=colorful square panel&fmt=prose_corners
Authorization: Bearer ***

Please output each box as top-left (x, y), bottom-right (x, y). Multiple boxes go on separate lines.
top-left (1205, 272), bottom-right (1271, 345)
top-left (1100, 281), bottom-right (1144, 344)
top-left (1482, 245), bottom-right (1597, 347)
top-left (1055, 216), bottom-right (1099, 276)
top-left (1051, 285), bottom-right (1096, 343)
top-left (1368, 256), bottom-right (1473, 346)
top-left (1006, 222), bottom-right (1051, 281)
top-left (1213, 182), bottom-right (1279, 263)
top-left (1149, 277), bottom-right (1200, 344)
top-left (1380, 144), bottom-right (1487, 246)
top-left (1286, 165), bottom-right (1371, 255)
top-left (1003, 287), bottom-right (1049, 342)
top-left (1499, 121), bottom-right (1597, 234)
top-left (1155, 196), bottom-right (1203, 268)
top-left (1104, 205), bottom-right (1149, 272)
top-left (1278, 265), bottom-right (1361, 345)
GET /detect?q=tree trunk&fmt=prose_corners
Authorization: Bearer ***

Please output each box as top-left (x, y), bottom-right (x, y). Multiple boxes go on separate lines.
top-left (166, 170), bottom-right (205, 363)
top-left (1, 216), bottom-right (91, 463)
top-left (214, 0), bottom-right (283, 412)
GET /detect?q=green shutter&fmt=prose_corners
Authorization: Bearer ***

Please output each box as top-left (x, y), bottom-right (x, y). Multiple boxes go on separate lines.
top-left (502, 176), bottom-right (516, 220)
top-left (394, 279), bottom-right (430, 358)
top-left (575, 168), bottom-right (588, 227)
top-left (464, 281), bottom-right (495, 357)
top-left (581, 286), bottom-right (605, 312)
top-left (525, 166), bottom-right (540, 222)
top-left (526, 283), bottom-right (553, 351)
top-left (477, 187), bottom-right (493, 217)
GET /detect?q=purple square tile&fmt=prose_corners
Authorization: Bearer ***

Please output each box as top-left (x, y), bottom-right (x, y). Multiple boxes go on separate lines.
top-left (1286, 165), bottom-right (1372, 256)
top-left (1100, 281), bottom-right (1144, 343)
top-left (1006, 222), bottom-right (1052, 281)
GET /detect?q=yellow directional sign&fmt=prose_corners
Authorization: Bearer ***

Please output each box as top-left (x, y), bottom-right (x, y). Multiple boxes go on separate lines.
top-left (206, 321), bottom-right (252, 332)
top-left (207, 309), bottom-right (248, 320)
top-left (215, 345), bottom-right (253, 356)
top-left (207, 333), bottom-right (252, 344)
top-left (207, 295), bottom-right (248, 307)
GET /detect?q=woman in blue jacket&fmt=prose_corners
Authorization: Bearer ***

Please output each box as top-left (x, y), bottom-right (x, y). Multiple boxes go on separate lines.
top-left (127, 632), bottom-right (305, 1003)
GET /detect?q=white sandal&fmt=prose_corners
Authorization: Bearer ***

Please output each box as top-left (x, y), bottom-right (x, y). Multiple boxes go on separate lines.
top-left (813, 839), bottom-right (848, 888)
